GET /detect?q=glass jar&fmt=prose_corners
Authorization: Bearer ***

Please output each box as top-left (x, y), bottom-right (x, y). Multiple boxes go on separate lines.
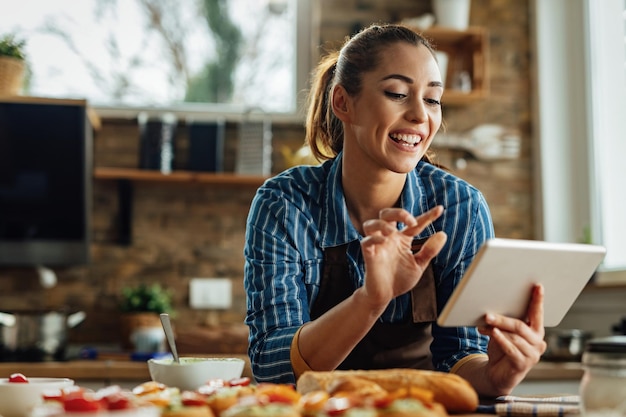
top-left (579, 336), bottom-right (626, 416)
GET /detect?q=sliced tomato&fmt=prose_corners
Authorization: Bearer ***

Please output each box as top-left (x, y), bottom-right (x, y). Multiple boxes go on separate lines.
top-left (104, 392), bottom-right (134, 410)
top-left (42, 388), bottom-right (64, 402)
top-left (63, 391), bottom-right (106, 413)
top-left (8, 373), bottom-right (29, 383)
top-left (227, 377), bottom-right (251, 387)
top-left (181, 391), bottom-right (208, 407)
top-left (371, 394), bottom-right (395, 409)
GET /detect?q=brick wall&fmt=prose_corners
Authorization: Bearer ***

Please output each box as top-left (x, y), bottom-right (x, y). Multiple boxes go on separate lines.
top-left (0, 0), bottom-right (542, 349)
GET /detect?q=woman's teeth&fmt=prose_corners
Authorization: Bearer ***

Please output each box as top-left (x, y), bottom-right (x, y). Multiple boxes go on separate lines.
top-left (390, 133), bottom-right (422, 146)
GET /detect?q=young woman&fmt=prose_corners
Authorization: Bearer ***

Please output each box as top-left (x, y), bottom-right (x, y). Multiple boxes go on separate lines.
top-left (243, 23), bottom-right (546, 397)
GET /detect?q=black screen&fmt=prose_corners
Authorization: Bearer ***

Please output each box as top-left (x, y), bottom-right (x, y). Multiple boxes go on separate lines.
top-left (0, 100), bottom-right (91, 266)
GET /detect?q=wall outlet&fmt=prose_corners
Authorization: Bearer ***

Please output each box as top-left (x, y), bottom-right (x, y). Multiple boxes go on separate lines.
top-left (189, 278), bottom-right (232, 309)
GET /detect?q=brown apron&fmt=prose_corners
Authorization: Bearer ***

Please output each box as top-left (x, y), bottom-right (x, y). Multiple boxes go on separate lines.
top-left (310, 238), bottom-right (438, 371)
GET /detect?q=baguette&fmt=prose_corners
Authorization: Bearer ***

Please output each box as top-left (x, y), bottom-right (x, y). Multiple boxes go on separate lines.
top-left (296, 369), bottom-right (478, 413)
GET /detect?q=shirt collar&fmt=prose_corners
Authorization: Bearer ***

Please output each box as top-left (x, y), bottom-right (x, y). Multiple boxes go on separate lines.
top-left (319, 154), bottom-right (358, 248)
top-left (319, 155), bottom-right (428, 248)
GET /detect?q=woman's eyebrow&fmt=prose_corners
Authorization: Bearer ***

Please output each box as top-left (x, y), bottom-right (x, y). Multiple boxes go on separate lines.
top-left (380, 74), bottom-right (444, 88)
top-left (381, 73), bottom-right (413, 83)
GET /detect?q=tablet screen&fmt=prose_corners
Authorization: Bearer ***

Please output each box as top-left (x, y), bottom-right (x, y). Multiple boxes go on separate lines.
top-left (437, 238), bottom-right (606, 327)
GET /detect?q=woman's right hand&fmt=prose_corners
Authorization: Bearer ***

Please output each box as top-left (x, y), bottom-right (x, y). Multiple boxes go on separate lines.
top-left (359, 205), bottom-right (447, 309)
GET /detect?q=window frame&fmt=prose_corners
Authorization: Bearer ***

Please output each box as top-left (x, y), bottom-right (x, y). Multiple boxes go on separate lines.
top-left (532, 0), bottom-right (626, 279)
top-left (15, 0), bottom-right (317, 123)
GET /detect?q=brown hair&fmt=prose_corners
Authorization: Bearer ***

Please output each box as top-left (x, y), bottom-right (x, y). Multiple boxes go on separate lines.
top-left (305, 23), bottom-right (440, 165)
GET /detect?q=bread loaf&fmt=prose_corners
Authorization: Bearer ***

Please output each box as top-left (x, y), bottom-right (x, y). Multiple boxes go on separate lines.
top-left (296, 369), bottom-right (478, 413)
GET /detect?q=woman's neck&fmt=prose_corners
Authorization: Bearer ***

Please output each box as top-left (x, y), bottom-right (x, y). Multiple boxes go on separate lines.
top-left (341, 155), bottom-right (406, 235)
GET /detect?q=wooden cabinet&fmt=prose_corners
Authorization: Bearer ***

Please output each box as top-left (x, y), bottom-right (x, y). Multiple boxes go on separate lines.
top-left (417, 26), bottom-right (489, 105)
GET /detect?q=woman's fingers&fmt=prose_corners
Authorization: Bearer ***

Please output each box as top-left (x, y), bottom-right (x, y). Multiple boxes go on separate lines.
top-left (362, 219), bottom-right (397, 237)
top-left (413, 231), bottom-right (447, 266)
top-left (363, 205), bottom-right (444, 238)
top-left (526, 284), bottom-right (545, 332)
top-left (401, 205), bottom-right (444, 236)
top-left (378, 205), bottom-right (443, 230)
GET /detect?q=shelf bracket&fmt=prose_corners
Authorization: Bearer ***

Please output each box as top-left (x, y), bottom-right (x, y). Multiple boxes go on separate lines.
top-left (116, 180), bottom-right (133, 245)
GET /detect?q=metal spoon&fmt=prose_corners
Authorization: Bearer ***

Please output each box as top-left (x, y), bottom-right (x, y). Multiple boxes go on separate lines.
top-left (159, 313), bottom-right (180, 363)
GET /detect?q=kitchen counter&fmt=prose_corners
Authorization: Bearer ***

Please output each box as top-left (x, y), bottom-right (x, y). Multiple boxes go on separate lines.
top-left (525, 361), bottom-right (583, 380)
top-left (0, 358), bottom-right (578, 383)
top-left (0, 353), bottom-right (252, 382)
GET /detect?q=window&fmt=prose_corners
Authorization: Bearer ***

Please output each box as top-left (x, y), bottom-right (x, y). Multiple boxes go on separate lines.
top-left (585, 0), bottom-right (626, 271)
top-left (0, 0), bottom-right (314, 118)
top-left (533, 0), bottom-right (626, 278)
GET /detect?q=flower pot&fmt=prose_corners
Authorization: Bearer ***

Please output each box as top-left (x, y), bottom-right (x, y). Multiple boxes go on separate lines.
top-left (0, 56), bottom-right (25, 95)
top-left (119, 312), bottom-right (164, 352)
top-left (432, 0), bottom-right (471, 30)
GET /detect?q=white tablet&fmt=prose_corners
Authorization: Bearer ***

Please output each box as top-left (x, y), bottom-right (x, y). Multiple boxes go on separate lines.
top-left (437, 238), bottom-right (606, 328)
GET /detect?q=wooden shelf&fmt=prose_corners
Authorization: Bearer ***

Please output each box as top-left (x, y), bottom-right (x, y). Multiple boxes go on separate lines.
top-left (93, 168), bottom-right (267, 245)
top-left (94, 167), bottom-right (267, 187)
top-left (441, 90), bottom-right (487, 106)
top-left (410, 26), bottom-right (490, 105)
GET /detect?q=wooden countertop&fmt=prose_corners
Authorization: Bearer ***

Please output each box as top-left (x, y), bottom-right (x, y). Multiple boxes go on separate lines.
top-left (0, 359), bottom-right (581, 383)
top-left (0, 354), bottom-right (252, 382)
top-left (524, 360), bottom-right (583, 380)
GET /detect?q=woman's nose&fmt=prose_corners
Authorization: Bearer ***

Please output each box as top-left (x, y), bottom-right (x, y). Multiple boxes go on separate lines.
top-left (406, 99), bottom-right (427, 124)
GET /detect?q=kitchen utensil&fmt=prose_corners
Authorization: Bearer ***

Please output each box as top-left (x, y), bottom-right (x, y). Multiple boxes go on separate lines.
top-left (159, 313), bottom-right (179, 363)
top-left (0, 310), bottom-right (86, 362)
top-left (235, 110), bottom-right (272, 176)
top-left (611, 316), bottom-right (626, 335)
top-left (543, 328), bottom-right (594, 362)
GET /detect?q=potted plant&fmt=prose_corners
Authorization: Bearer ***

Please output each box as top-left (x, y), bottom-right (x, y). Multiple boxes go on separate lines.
top-left (0, 34), bottom-right (27, 95)
top-left (118, 283), bottom-right (174, 351)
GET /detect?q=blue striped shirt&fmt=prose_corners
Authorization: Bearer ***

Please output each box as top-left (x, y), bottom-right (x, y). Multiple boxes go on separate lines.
top-left (244, 155), bottom-right (493, 383)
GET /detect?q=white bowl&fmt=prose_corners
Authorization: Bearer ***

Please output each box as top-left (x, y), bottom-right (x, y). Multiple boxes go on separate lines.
top-left (0, 377), bottom-right (74, 417)
top-left (148, 357), bottom-right (245, 391)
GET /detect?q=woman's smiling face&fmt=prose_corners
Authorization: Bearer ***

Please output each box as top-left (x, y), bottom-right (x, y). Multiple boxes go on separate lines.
top-left (337, 41), bottom-right (444, 174)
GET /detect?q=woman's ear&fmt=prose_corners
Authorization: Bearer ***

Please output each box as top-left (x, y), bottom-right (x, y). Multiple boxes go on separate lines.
top-left (331, 85), bottom-right (351, 123)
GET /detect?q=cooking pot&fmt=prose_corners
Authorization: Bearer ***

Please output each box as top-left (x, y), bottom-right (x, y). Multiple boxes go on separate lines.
top-left (0, 310), bottom-right (86, 362)
top-left (611, 316), bottom-right (626, 335)
top-left (543, 328), bottom-right (594, 362)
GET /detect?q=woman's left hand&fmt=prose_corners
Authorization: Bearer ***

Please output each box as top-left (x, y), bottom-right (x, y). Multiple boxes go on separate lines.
top-left (478, 284), bottom-right (548, 393)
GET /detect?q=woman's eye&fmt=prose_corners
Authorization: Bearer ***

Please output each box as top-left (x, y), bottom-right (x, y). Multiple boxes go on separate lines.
top-left (425, 98), bottom-right (441, 107)
top-left (384, 91), bottom-right (406, 100)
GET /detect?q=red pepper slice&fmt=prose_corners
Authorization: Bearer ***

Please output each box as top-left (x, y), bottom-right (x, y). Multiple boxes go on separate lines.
top-left (8, 373), bottom-right (29, 383)
top-left (63, 391), bottom-right (106, 413)
top-left (227, 377), bottom-right (252, 387)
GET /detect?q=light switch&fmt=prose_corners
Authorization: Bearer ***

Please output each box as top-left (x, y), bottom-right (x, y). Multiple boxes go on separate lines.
top-left (189, 278), bottom-right (232, 309)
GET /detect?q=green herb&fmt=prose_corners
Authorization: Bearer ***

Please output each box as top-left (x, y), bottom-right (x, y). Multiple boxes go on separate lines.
top-left (120, 283), bottom-right (174, 314)
top-left (0, 34), bottom-right (26, 61)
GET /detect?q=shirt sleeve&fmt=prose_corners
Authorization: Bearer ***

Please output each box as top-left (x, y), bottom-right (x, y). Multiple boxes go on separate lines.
top-left (243, 184), bottom-right (313, 384)
top-left (431, 188), bottom-right (494, 372)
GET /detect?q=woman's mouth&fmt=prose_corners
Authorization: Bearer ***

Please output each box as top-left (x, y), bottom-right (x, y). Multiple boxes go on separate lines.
top-left (389, 132), bottom-right (422, 147)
